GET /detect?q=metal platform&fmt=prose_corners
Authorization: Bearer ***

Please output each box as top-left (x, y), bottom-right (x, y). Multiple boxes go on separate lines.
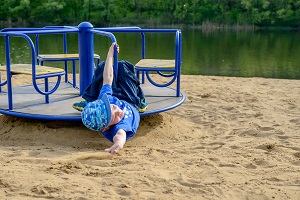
top-left (0, 82), bottom-right (185, 121)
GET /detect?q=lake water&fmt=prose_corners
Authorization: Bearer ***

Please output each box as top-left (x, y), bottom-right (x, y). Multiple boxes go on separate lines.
top-left (1, 29), bottom-right (300, 79)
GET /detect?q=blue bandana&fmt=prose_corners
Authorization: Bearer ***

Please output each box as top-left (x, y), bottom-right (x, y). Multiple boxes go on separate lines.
top-left (81, 94), bottom-right (112, 132)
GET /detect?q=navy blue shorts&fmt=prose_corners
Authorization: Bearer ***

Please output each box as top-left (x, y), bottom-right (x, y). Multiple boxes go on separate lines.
top-left (82, 60), bottom-right (145, 109)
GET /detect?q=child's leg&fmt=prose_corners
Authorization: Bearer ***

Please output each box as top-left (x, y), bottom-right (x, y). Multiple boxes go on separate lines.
top-left (82, 62), bottom-right (105, 102)
top-left (114, 60), bottom-right (143, 108)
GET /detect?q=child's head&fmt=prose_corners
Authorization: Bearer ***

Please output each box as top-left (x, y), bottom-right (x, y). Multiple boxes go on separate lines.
top-left (81, 94), bottom-right (112, 132)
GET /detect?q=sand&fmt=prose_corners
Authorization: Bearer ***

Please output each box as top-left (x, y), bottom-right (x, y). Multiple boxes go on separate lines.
top-left (0, 74), bottom-right (299, 200)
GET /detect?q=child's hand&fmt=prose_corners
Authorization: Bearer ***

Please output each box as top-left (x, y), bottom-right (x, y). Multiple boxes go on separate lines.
top-left (116, 43), bottom-right (120, 53)
top-left (107, 42), bottom-right (119, 58)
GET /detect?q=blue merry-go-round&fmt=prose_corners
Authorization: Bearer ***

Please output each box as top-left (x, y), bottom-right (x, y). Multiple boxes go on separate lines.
top-left (0, 22), bottom-right (185, 121)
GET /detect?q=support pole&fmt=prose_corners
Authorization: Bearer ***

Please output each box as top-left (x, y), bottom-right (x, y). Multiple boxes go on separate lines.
top-left (78, 22), bottom-right (94, 95)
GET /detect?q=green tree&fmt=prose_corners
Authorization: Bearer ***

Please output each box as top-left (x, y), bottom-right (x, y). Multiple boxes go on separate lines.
top-left (1, 0), bottom-right (300, 28)
top-left (1, 0), bottom-right (30, 27)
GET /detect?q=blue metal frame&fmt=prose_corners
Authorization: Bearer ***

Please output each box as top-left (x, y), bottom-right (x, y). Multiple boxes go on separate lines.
top-left (0, 28), bottom-right (78, 109)
top-left (0, 110), bottom-right (82, 121)
top-left (0, 22), bottom-right (185, 121)
top-left (95, 28), bottom-right (183, 97)
top-left (0, 88), bottom-right (186, 121)
top-left (35, 32), bottom-right (71, 83)
top-left (35, 28), bottom-right (100, 88)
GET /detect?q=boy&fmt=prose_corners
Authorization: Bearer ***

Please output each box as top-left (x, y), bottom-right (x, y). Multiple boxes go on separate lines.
top-left (78, 43), bottom-right (145, 155)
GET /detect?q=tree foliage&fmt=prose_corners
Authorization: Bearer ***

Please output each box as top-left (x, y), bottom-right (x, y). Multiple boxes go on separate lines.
top-left (1, 0), bottom-right (300, 28)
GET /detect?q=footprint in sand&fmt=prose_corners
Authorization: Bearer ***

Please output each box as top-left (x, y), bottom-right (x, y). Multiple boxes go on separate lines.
top-left (290, 118), bottom-right (300, 125)
top-left (76, 154), bottom-right (114, 167)
top-left (293, 152), bottom-right (300, 159)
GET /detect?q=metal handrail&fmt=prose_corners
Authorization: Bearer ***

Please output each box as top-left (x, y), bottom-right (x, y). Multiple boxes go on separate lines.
top-left (95, 28), bottom-right (182, 96)
top-left (0, 31), bottom-right (69, 109)
top-left (91, 29), bottom-right (118, 78)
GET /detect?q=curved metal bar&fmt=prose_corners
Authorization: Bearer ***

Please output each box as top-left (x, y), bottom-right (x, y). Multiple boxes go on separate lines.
top-left (0, 23), bottom-right (185, 120)
top-left (145, 71), bottom-right (177, 87)
top-left (156, 71), bottom-right (176, 77)
top-left (36, 72), bottom-right (65, 79)
top-left (140, 91), bottom-right (186, 117)
top-left (24, 33), bottom-right (61, 96)
top-left (96, 27), bottom-right (146, 60)
top-left (90, 29), bottom-right (117, 43)
top-left (0, 31), bottom-right (65, 96)
top-left (32, 74), bottom-right (64, 95)
top-left (0, 80), bottom-right (7, 87)
top-left (96, 28), bottom-right (182, 92)
top-left (36, 75), bottom-right (62, 96)
top-left (91, 29), bottom-right (119, 78)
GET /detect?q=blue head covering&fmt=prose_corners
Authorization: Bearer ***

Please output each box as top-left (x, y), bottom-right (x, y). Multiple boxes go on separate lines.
top-left (81, 94), bottom-right (112, 132)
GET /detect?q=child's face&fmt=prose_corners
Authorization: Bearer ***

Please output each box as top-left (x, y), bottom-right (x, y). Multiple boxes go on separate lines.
top-left (108, 104), bottom-right (124, 126)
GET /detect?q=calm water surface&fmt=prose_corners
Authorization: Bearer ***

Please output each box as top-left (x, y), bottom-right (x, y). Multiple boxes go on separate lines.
top-left (1, 29), bottom-right (300, 79)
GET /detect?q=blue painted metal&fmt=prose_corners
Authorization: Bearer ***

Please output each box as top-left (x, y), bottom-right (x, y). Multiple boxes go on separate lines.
top-left (38, 56), bottom-right (100, 88)
top-left (0, 92), bottom-right (186, 121)
top-left (78, 22), bottom-right (95, 95)
top-left (0, 31), bottom-right (66, 109)
top-left (140, 91), bottom-right (186, 117)
top-left (0, 109), bottom-right (82, 121)
top-left (1, 28), bottom-right (57, 32)
top-left (0, 23), bottom-right (185, 121)
top-left (34, 28), bottom-right (80, 85)
top-left (0, 73), bottom-right (6, 91)
top-left (72, 60), bottom-right (76, 87)
top-left (45, 77), bottom-right (49, 103)
top-left (4, 35), bottom-right (13, 110)
top-left (63, 33), bottom-right (69, 82)
top-left (96, 28), bottom-right (182, 97)
top-left (90, 29), bottom-right (118, 78)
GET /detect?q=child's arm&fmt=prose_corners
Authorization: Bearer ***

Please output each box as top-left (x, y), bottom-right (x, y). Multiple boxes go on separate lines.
top-left (103, 42), bottom-right (119, 86)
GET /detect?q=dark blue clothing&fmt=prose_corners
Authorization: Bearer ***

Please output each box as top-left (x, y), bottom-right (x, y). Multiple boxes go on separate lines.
top-left (82, 60), bottom-right (145, 110)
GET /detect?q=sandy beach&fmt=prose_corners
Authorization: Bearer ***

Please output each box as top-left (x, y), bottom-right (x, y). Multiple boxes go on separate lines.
top-left (0, 74), bottom-right (299, 199)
